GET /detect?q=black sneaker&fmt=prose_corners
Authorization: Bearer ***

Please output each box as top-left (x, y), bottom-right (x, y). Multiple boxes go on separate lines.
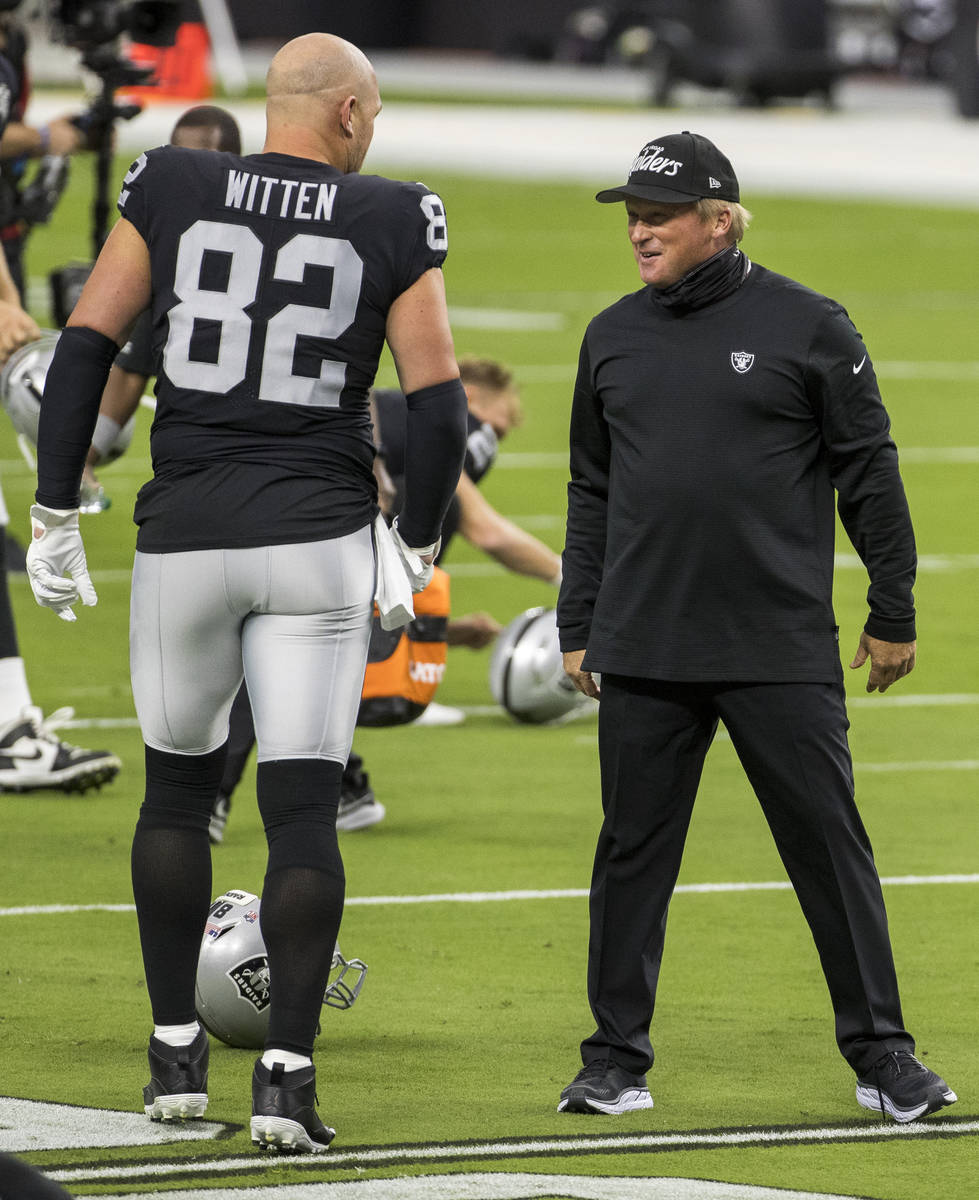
top-left (336, 767), bottom-right (385, 832)
top-left (208, 792), bottom-right (231, 844)
top-left (856, 1049), bottom-right (957, 1122)
top-left (143, 1027), bottom-right (209, 1120)
top-left (251, 1060), bottom-right (335, 1152)
top-left (557, 1059), bottom-right (653, 1114)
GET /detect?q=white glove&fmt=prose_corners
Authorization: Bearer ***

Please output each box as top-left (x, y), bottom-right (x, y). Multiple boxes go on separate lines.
top-left (26, 503), bottom-right (97, 622)
top-left (390, 517), bottom-right (440, 594)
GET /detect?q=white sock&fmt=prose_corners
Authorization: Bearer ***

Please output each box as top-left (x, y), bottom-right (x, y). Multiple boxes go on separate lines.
top-left (261, 1049), bottom-right (312, 1072)
top-left (0, 657), bottom-right (31, 725)
top-left (154, 1021), bottom-right (201, 1047)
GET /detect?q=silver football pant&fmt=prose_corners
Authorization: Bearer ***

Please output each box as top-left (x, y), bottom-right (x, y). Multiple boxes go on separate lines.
top-left (130, 527), bottom-right (374, 762)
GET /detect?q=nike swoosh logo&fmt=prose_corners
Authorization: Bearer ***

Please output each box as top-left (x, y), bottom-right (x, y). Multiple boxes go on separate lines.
top-left (7, 748), bottom-right (43, 761)
top-left (852, 356), bottom-right (867, 375)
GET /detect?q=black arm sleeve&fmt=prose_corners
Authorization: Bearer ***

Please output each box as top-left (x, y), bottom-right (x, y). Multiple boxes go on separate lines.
top-left (396, 377), bottom-right (468, 548)
top-left (35, 326), bottom-right (119, 509)
top-left (809, 309), bottom-right (917, 643)
top-left (557, 335), bottom-right (610, 653)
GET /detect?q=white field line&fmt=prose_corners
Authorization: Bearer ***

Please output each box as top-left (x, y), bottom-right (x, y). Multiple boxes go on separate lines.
top-left (46, 1119), bottom-right (979, 1186)
top-left (53, 692), bottom-right (979, 734)
top-left (9, 553), bottom-right (975, 585)
top-left (448, 305), bottom-right (565, 331)
top-left (3, 875), bottom-right (976, 918)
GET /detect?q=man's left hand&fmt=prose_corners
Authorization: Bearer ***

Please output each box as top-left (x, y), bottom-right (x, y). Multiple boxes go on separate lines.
top-left (849, 631), bottom-right (916, 693)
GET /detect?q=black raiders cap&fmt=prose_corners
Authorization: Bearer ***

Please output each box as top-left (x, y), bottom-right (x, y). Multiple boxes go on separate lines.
top-left (596, 131), bottom-right (739, 205)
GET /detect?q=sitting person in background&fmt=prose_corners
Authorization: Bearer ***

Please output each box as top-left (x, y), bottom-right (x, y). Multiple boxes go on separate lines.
top-left (207, 357), bottom-right (564, 838)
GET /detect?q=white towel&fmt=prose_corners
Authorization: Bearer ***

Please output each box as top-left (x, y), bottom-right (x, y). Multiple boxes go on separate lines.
top-left (373, 513), bottom-right (415, 630)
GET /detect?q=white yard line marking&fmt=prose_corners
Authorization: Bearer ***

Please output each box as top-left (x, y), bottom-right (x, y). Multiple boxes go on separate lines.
top-left (448, 306), bottom-right (565, 331)
top-left (4, 875), bottom-right (976, 918)
top-left (46, 1120), bottom-right (979, 1188)
top-left (53, 692), bottom-right (979, 735)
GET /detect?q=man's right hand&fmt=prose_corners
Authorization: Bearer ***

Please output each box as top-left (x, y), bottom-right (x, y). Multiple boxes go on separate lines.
top-left (390, 517), bottom-right (439, 593)
top-left (26, 504), bottom-right (97, 621)
top-left (563, 648), bottom-right (600, 699)
top-left (0, 300), bottom-right (40, 365)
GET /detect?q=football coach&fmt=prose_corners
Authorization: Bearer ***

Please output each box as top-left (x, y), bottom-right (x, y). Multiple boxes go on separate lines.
top-left (555, 131), bottom-right (956, 1123)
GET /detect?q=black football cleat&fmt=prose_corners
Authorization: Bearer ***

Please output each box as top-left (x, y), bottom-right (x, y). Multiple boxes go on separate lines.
top-left (251, 1060), bottom-right (335, 1152)
top-left (143, 1027), bottom-right (209, 1120)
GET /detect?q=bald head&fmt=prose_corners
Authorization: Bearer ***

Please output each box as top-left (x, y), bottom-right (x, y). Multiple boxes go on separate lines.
top-left (264, 33), bottom-right (380, 171)
top-left (267, 33), bottom-right (374, 100)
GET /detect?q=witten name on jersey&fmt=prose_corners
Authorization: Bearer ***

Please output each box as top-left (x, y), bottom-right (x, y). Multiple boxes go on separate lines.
top-left (117, 145), bottom-right (449, 553)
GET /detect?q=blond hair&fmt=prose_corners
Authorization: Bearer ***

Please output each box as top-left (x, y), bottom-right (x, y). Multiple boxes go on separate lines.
top-left (696, 198), bottom-right (752, 243)
top-left (458, 357), bottom-right (523, 428)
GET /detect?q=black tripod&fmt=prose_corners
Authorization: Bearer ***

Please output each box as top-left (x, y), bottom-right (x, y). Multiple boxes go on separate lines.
top-left (49, 47), bottom-right (150, 324)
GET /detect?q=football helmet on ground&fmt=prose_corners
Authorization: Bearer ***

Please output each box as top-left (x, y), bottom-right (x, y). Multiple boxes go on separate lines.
top-left (195, 889), bottom-right (367, 1048)
top-left (489, 606), bottom-right (594, 724)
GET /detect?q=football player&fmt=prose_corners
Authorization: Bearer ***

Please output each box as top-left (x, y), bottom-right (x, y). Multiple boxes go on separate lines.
top-left (0, 47), bottom-right (119, 794)
top-left (25, 32), bottom-right (467, 1153)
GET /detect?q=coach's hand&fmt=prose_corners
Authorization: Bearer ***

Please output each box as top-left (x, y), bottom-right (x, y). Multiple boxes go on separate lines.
top-left (26, 504), bottom-right (97, 622)
top-left (563, 648), bottom-right (600, 699)
top-left (850, 631), bottom-right (916, 693)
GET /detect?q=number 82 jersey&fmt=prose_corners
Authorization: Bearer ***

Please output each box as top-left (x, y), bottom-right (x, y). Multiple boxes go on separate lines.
top-left (118, 145), bottom-right (449, 552)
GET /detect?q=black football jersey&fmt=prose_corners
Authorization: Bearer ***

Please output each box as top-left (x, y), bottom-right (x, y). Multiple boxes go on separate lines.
top-left (372, 387), bottom-right (497, 558)
top-left (373, 388), bottom-right (496, 486)
top-left (117, 146), bottom-right (449, 551)
top-left (115, 308), bottom-right (156, 378)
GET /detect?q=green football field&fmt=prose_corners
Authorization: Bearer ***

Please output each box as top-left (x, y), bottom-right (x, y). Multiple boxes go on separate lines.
top-left (0, 146), bottom-right (976, 1200)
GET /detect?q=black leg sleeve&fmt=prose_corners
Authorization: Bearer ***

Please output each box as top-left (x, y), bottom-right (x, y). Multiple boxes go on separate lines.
top-left (131, 743), bottom-right (226, 1025)
top-left (258, 758), bottom-right (346, 1056)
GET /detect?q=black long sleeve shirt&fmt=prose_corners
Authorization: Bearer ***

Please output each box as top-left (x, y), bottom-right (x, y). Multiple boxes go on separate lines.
top-left (557, 263), bottom-right (916, 682)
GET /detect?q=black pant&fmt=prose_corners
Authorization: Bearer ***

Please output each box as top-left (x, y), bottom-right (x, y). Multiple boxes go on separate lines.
top-left (583, 675), bottom-right (913, 1078)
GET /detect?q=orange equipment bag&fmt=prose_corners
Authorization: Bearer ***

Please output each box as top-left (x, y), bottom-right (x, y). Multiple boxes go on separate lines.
top-left (357, 566), bottom-right (450, 727)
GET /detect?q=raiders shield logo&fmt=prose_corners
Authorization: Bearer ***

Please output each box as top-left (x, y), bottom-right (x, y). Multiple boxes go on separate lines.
top-left (731, 351), bottom-right (755, 374)
top-left (228, 955), bottom-right (271, 1012)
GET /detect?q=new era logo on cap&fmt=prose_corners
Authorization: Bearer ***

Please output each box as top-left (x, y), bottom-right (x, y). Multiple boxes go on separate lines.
top-left (596, 131), bottom-right (740, 206)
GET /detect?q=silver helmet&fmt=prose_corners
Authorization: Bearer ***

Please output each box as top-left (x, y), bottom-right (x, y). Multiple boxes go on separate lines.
top-left (0, 329), bottom-right (135, 458)
top-left (195, 889), bottom-right (367, 1049)
top-left (488, 606), bottom-right (592, 724)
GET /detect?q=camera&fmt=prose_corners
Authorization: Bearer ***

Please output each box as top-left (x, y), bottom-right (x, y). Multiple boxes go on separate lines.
top-left (51, 1), bottom-right (181, 52)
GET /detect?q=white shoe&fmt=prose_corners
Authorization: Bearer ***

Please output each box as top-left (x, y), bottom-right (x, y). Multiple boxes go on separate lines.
top-left (0, 706), bottom-right (121, 793)
top-left (411, 702), bottom-right (466, 726)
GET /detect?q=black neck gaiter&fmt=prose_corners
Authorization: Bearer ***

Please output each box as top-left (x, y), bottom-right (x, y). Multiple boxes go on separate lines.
top-left (649, 245), bottom-right (751, 313)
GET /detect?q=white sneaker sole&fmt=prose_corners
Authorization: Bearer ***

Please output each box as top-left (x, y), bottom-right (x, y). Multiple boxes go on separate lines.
top-left (0, 756), bottom-right (121, 793)
top-left (145, 1092), bottom-right (208, 1120)
top-left (558, 1087), bottom-right (654, 1114)
top-left (251, 1114), bottom-right (334, 1152)
top-left (855, 1083), bottom-right (957, 1122)
top-left (336, 800), bottom-right (386, 832)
